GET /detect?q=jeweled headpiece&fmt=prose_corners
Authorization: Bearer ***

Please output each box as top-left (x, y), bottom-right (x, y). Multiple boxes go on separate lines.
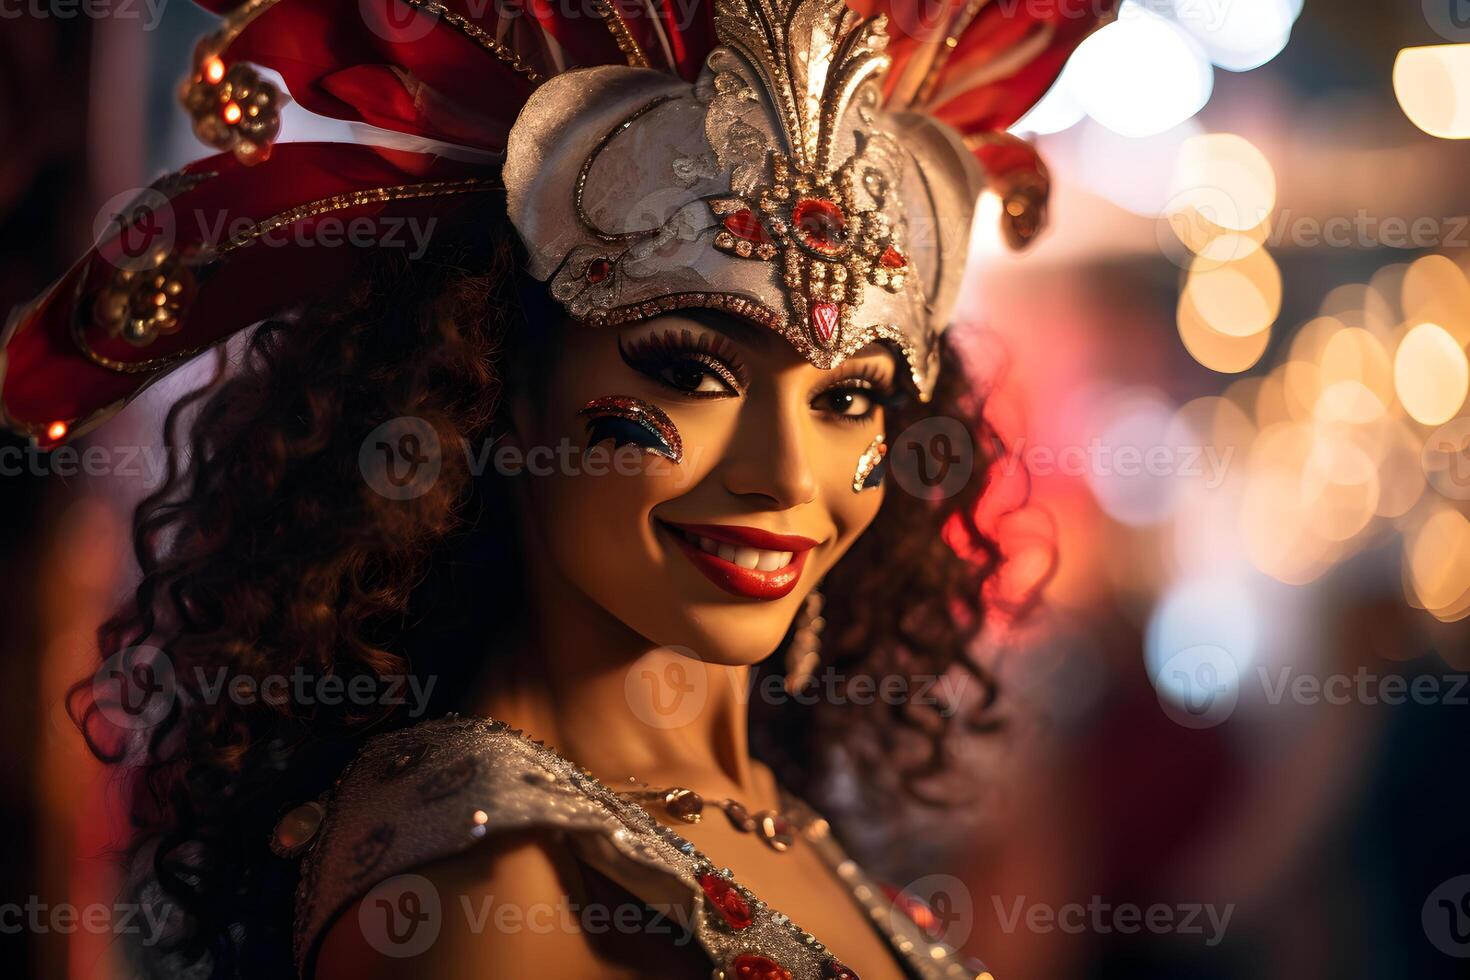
top-left (0, 0), bottom-right (1116, 443)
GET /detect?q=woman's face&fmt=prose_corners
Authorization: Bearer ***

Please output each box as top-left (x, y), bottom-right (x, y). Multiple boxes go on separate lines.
top-left (510, 310), bottom-right (897, 666)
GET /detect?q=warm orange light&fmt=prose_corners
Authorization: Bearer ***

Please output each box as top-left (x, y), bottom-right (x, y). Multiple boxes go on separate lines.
top-left (222, 102), bottom-right (243, 124)
top-left (1395, 322), bottom-right (1469, 425)
top-left (46, 420), bottom-right (68, 442)
top-left (1169, 133), bottom-right (1278, 233)
top-left (1393, 45), bottom-right (1470, 140)
top-left (1177, 289), bottom-right (1271, 374)
top-left (204, 55), bottom-right (226, 85)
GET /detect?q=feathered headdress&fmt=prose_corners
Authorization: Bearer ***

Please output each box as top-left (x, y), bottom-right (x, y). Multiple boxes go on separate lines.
top-left (0, 0), bottom-right (1116, 444)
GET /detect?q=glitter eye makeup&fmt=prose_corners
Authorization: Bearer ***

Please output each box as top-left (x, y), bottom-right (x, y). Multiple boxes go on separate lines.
top-left (578, 396), bottom-right (684, 463)
top-left (617, 328), bottom-right (749, 398)
top-left (851, 434), bottom-right (887, 493)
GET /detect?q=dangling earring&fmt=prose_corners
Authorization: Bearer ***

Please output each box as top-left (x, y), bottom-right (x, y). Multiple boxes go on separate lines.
top-left (784, 587), bottom-right (825, 695)
top-left (852, 433), bottom-right (887, 492)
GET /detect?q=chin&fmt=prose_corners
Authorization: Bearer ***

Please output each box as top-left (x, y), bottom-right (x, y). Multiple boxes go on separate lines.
top-left (648, 606), bottom-right (795, 668)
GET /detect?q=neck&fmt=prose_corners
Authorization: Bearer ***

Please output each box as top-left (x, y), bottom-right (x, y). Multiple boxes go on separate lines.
top-left (467, 518), bottom-right (776, 809)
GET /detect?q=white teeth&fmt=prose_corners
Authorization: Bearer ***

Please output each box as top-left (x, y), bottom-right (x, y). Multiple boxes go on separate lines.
top-left (756, 550), bottom-right (792, 571)
top-left (678, 528), bottom-right (796, 571)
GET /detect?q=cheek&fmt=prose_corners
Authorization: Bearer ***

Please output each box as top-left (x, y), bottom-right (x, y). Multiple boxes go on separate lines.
top-left (817, 429), bottom-right (888, 542)
top-left (521, 390), bottom-right (729, 630)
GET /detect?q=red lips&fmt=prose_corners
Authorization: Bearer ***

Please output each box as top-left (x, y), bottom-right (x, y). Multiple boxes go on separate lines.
top-left (661, 521), bottom-right (820, 600)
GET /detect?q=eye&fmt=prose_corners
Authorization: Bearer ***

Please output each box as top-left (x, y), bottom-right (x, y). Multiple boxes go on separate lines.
top-left (812, 379), bottom-right (886, 422)
top-left (658, 355), bottom-right (739, 395)
top-left (619, 329), bottom-right (748, 399)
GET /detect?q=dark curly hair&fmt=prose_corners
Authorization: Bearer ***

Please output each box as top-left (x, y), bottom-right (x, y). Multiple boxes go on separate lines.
top-left (70, 193), bottom-right (1017, 977)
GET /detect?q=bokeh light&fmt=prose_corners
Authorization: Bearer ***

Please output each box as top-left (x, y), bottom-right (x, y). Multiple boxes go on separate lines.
top-left (1394, 322), bottom-right (1469, 426)
top-left (1393, 44), bottom-right (1470, 140)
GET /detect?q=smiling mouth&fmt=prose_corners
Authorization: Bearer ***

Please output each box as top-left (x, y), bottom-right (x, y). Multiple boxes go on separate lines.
top-left (659, 521), bottom-right (820, 600)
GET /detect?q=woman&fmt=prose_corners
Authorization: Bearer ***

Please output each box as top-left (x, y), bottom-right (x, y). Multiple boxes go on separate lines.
top-left (0, 1), bottom-right (1114, 976)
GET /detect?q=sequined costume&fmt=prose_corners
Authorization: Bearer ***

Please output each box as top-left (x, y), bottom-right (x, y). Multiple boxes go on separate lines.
top-left (290, 715), bottom-right (988, 980)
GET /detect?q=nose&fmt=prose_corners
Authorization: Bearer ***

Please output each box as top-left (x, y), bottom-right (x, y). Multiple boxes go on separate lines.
top-left (719, 386), bottom-right (819, 510)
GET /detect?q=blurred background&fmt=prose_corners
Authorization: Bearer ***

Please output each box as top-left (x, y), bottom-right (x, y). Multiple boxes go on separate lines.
top-left (2, 1), bottom-right (1469, 978)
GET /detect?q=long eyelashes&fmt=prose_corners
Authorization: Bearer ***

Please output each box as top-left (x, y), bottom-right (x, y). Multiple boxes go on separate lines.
top-left (618, 328), bottom-right (749, 396)
top-left (578, 396), bottom-right (683, 463)
top-left (852, 434), bottom-right (887, 493)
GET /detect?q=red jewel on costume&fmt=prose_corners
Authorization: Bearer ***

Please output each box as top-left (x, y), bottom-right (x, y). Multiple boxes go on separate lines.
top-left (585, 257), bottom-right (612, 283)
top-left (723, 209), bottom-right (772, 244)
top-left (699, 872), bottom-right (753, 930)
top-left (792, 198), bottom-right (846, 255)
top-left (810, 302), bottom-right (840, 346)
top-left (729, 953), bottom-right (793, 980)
top-left (879, 244), bottom-right (907, 269)
top-left (824, 959), bottom-right (860, 980)
top-left (880, 882), bottom-right (942, 939)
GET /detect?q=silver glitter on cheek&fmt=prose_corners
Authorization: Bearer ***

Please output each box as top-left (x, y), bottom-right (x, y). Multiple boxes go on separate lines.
top-left (852, 433), bottom-right (887, 493)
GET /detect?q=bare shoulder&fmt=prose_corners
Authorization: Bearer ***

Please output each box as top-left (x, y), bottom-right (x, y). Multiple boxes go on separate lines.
top-left (314, 828), bottom-right (625, 980)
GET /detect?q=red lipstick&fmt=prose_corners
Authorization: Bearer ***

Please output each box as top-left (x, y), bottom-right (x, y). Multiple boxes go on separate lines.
top-left (660, 521), bottom-right (820, 600)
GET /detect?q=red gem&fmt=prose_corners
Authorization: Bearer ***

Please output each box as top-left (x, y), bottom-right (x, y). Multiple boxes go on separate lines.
top-left (879, 244), bottom-right (906, 269)
top-left (698, 872), bottom-right (753, 930)
top-left (585, 257), bottom-right (612, 283)
top-left (723, 208), bottom-right (771, 244)
top-left (880, 882), bottom-right (942, 938)
top-left (824, 960), bottom-right (860, 980)
top-left (792, 198), bottom-right (846, 254)
top-left (729, 953), bottom-right (792, 980)
top-left (810, 302), bottom-right (839, 346)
